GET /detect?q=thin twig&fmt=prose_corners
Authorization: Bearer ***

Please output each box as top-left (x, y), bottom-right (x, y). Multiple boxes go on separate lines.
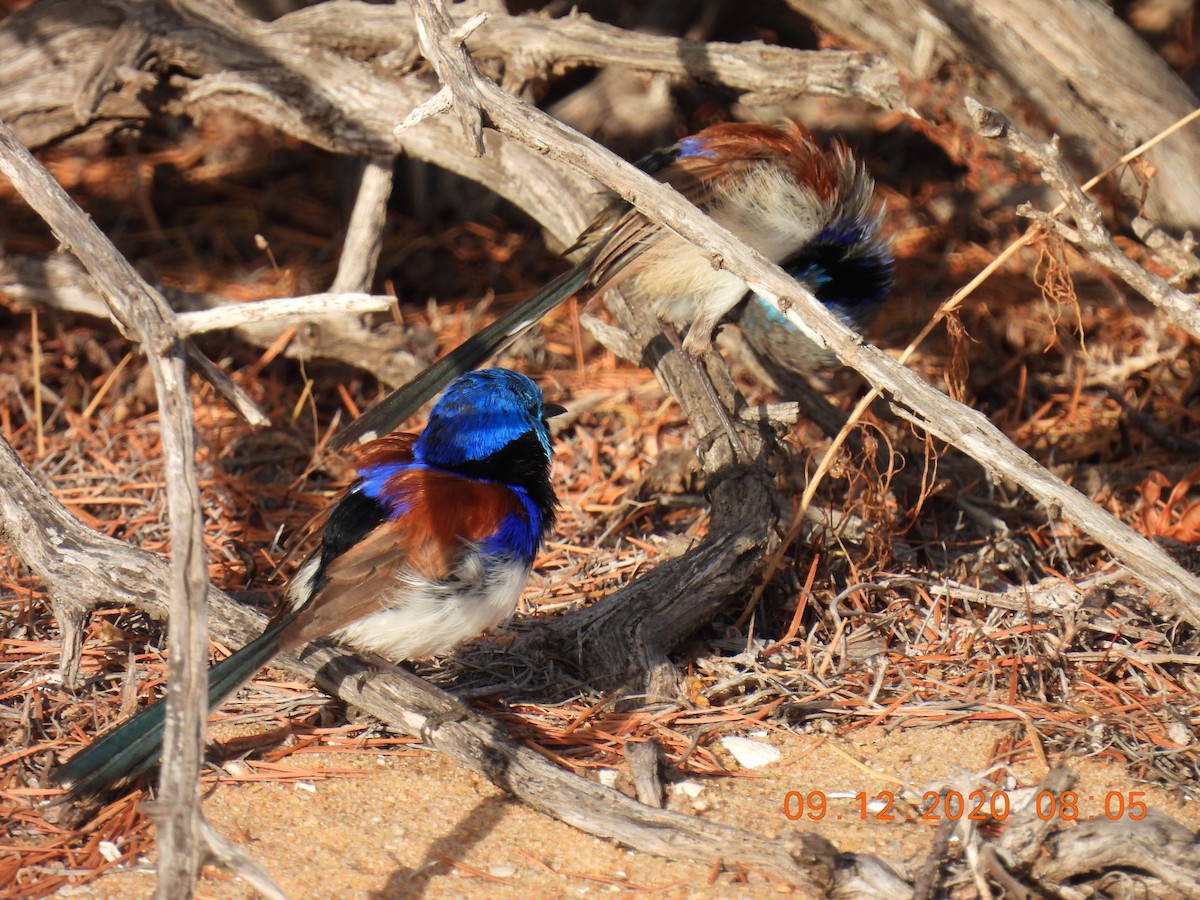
top-left (968, 98), bottom-right (1200, 340)
top-left (176, 293), bottom-right (395, 335)
top-left (0, 118), bottom-right (211, 895)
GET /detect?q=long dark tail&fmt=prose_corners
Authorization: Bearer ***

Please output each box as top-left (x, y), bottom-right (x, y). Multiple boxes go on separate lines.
top-left (330, 243), bottom-right (604, 449)
top-left (52, 615), bottom-right (295, 801)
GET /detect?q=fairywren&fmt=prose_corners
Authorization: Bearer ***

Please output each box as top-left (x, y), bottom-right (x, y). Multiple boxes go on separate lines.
top-left (53, 368), bottom-right (562, 800)
top-left (333, 121), bottom-right (887, 448)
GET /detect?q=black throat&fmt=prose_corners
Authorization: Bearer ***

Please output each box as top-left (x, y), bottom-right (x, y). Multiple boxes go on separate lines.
top-left (447, 430), bottom-right (558, 529)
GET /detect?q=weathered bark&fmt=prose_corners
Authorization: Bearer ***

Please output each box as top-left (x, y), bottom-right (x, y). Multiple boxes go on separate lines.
top-left (788, 0), bottom-right (1200, 230)
top-left (0, 0), bottom-right (905, 151)
top-left (0, 120), bottom-right (213, 896)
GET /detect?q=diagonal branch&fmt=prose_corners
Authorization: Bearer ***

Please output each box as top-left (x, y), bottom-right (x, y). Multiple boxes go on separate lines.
top-left (406, 0), bottom-right (1200, 628)
top-left (408, 0), bottom-right (486, 154)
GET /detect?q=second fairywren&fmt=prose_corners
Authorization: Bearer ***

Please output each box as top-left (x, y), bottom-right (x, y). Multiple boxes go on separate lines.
top-left (333, 121), bottom-right (888, 448)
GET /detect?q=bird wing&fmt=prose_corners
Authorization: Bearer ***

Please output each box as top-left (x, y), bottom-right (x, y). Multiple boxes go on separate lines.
top-left (351, 432), bottom-right (419, 467)
top-left (586, 123), bottom-right (828, 291)
top-left (279, 468), bottom-right (528, 649)
top-left (580, 152), bottom-right (723, 288)
top-left (266, 440), bottom-right (415, 593)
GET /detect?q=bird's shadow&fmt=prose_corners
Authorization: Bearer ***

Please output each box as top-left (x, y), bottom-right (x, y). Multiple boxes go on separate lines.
top-left (369, 794), bottom-right (513, 899)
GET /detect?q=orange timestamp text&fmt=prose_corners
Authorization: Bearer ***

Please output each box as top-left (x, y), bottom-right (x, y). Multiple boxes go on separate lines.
top-left (782, 790), bottom-right (1151, 823)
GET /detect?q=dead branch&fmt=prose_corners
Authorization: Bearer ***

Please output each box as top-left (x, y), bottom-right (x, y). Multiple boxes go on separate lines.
top-left (967, 99), bottom-right (1200, 341)
top-left (409, 0), bottom-right (486, 154)
top-left (0, 0), bottom-right (602, 254)
top-left (1032, 811), bottom-right (1200, 895)
top-left (995, 766), bottom-right (1076, 867)
top-left (282, 0), bottom-right (908, 109)
top-left (0, 121), bottom-right (216, 894)
top-left (786, 0), bottom-right (1200, 232)
top-left (0, 0), bottom-right (905, 151)
top-left (175, 294), bottom-right (394, 336)
top-left (1133, 216), bottom-right (1200, 285)
top-left (897, 571), bottom-right (1172, 647)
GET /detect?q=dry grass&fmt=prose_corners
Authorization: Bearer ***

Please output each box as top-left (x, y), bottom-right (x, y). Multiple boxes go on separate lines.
top-left (1, 88), bottom-right (1199, 897)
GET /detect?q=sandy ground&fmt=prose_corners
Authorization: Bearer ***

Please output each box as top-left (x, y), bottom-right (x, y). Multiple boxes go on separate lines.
top-left (60, 723), bottom-right (1199, 899)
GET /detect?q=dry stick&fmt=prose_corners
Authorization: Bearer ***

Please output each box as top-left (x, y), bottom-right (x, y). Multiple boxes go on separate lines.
top-left (409, 0), bottom-right (486, 154)
top-left (0, 0), bottom-right (905, 235)
top-left (760, 102), bottom-right (1200, 614)
top-left (176, 293), bottom-right (395, 336)
top-left (0, 121), bottom-right (279, 898)
top-left (1031, 810), bottom-right (1200, 890)
top-left (231, 0), bottom-right (907, 125)
top-left (30, 305), bottom-right (44, 457)
top-left (912, 814), bottom-right (956, 900)
top-left (463, 9), bottom-right (910, 112)
top-left (329, 157), bottom-right (395, 295)
top-left (184, 345), bottom-right (266, 426)
top-left (0, 121), bottom-right (206, 896)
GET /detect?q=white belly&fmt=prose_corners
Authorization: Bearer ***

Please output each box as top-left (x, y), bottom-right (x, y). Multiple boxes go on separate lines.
top-left (285, 554), bottom-right (532, 662)
top-left (331, 558), bottom-right (532, 660)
